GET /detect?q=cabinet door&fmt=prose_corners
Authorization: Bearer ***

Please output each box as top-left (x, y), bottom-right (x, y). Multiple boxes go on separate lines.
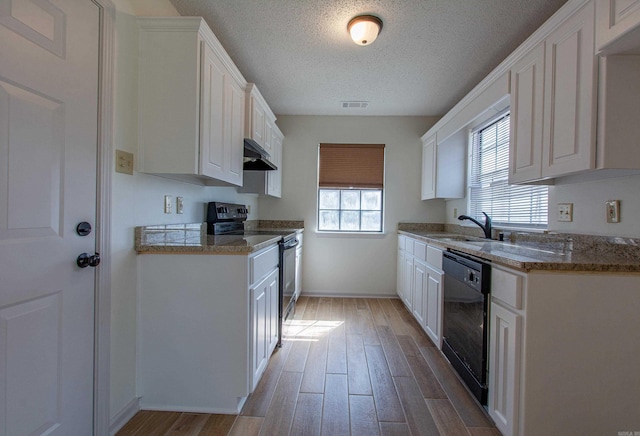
top-left (226, 77), bottom-right (244, 186)
top-left (251, 269), bottom-right (278, 390)
top-left (295, 246), bottom-right (302, 300)
top-left (401, 253), bottom-right (413, 310)
top-left (264, 117), bottom-right (274, 155)
top-left (542, 1), bottom-right (596, 178)
top-left (421, 137), bottom-right (436, 200)
top-left (266, 131), bottom-right (282, 197)
top-left (251, 98), bottom-right (266, 146)
top-left (266, 270), bottom-right (279, 354)
top-left (509, 43), bottom-right (545, 183)
top-left (424, 267), bottom-right (442, 347)
top-left (488, 302), bottom-right (522, 436)
top-left (412, 259), bottom-right (427, 326)
top-left (200, 42), bottom-right (226, 180)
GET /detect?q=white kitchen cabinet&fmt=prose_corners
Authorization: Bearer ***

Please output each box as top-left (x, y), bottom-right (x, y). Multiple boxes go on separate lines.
top-left (596, 0), bottom-right (640, 54)
top-left (137, 18), bottom-right (246, 186)
top-left (397, 235), bottom-right (444, 347)
top-left (424, 264), bottom-right (443, 347)
top-left (421, 136), bottom-right (437, 199)
top-left (488, 266), bottom-right (525, 436)
top-left (421, 131), bottom-right (466, 200)
top-left (542, 0), bottom-right (597, 179)
top-left (240, 123), bottom-right (284, 197)
top-left (246, 84), bottom-right (277, 155)
top-left (412, 258), bottom-right (427, 326)
top-left (137, 243), bottom-right (280, 413)
top-left (250, 267), bottom-right (279, 390)
top-left (509, 42), bottom-right (545, 184)
top-left (509, 1), bottom-right (599, 183)
top-left (486, 263), bottom-right (640, 435)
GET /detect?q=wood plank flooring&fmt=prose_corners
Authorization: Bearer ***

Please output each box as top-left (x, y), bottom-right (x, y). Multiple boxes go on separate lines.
top-left (117, 297), bottom-right (499, 436)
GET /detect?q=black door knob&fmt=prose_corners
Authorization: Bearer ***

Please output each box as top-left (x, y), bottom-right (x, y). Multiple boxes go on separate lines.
top-left (76, 222), bottom-right (92, 236)
top-left (77, 252), bottom-right (100, 268)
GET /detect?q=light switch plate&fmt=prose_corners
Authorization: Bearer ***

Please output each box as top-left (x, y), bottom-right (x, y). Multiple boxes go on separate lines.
top-left (164, 195), bottom-right (172, 214)
top-left (558, 203), bottom-right (573, 222)
top-left (115, 150), bottom-right (134, 175)
top-left (605, 200), bottom-right (620, 223)
top-left (176, 197), bottom-right (184, 214)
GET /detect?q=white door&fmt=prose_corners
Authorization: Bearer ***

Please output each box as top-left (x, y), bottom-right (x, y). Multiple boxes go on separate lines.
top-left (0, 1), bottom-right (99, 435)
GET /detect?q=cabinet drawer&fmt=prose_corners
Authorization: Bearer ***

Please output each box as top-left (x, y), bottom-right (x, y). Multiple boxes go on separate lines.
top-left (492, 267), bottom-right (524, 310)
top-left (250, 245), bottom-right (279, 284)
top-left (413, 240), bottom-right (427, 261)
top-left (426, 246), bottom-right (443, 270)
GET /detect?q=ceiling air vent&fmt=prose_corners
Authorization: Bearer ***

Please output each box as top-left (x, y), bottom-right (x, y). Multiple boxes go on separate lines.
top-left (341, 101), bottom-right (369, 109)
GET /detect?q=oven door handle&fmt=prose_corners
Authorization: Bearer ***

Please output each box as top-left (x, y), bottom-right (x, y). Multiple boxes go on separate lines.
top-left (281, 238), bottom-right (299, 250)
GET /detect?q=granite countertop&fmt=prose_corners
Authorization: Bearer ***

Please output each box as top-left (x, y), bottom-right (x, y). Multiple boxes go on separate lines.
top-left (135, 222), bottom-right (303, 255)
top-left (398, 228), bottom-right (640, 273)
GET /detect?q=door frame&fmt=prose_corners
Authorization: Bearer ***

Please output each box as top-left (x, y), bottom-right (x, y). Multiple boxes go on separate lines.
top-left (93, 0), bottom-right (115, 434)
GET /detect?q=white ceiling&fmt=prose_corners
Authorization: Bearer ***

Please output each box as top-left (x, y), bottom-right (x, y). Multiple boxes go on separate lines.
top-left (169, 0), bottom-right (568, 117)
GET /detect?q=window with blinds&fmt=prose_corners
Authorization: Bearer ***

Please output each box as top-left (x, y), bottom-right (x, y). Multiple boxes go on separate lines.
top-left (318, 143), bottom-right (385, 232)
top-left (469, 113), bottom-right (548, 228)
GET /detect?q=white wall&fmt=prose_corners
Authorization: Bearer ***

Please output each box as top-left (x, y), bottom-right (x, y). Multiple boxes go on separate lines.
top-left (447, 168), bottom-right (640, 238)
top-left (109, 0), bottom-right (259, 423)
top-left (549, 173), bottom-right (640, 237)
top-left (259, 116), bottom-right (443, 297)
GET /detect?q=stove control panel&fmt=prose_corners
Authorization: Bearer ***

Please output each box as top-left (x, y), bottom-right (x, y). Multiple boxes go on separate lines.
top-left (206, 202), bottom-right (249, 223)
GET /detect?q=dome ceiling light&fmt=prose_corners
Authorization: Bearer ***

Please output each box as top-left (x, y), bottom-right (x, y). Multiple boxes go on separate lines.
top-left (348, 15), bottom-right (383, 46)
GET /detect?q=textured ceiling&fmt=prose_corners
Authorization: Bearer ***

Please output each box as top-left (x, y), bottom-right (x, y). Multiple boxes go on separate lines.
top-left (169, 0), bottom-right (568, 116)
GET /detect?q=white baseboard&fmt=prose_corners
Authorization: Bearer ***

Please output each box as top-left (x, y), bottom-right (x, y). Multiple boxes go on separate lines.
top-left (138, 399), bottom-right (245, 415)
top-left (110, 397), bottom-right (140, 436)
top-left (299, 291), bottom-right (398, 298)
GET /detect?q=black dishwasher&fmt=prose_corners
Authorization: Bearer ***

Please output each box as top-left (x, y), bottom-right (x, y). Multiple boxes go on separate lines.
top-left (442, 250), bottom-right (491, 405)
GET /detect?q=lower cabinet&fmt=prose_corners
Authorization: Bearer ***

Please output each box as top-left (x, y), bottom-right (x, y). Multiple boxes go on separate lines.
top-left (250, 268), bottom-right (279, 390)
top-left (137, 244), bottom-right (280, 413)
top-left (487, 264), bottom-right (640, 435)
top-left (397, 235), bottom-right (443, 347)
top-left (424, 265), bottom-right (442, 346)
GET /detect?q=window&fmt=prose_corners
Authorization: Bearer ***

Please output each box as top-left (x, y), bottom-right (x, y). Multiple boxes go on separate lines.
top-left (318, 143), bottom-right (385, 232)
top-left (469, 113), bottom-right (548, 228)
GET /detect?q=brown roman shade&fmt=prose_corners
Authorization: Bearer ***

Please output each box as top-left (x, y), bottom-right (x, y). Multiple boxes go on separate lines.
top-left (318, 143), bottom-right (385, 189)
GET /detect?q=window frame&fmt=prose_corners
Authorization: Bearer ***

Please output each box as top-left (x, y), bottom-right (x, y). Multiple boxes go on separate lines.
top-left (317, 187), bottom-right (384, 233)
top-left (316, 144), bottom-right (386, 234)
top-left (467, 112), bottom-right (548, 230)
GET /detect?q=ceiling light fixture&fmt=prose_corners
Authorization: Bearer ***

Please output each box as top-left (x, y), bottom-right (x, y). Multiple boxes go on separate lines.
top-left (348, 15), bottom-right (383, 46)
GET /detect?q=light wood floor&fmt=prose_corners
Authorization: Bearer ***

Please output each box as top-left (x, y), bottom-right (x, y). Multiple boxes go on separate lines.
top-left (116, 297), bottom-right (499, 435)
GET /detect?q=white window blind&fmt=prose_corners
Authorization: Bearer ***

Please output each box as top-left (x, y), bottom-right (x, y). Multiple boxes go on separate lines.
top-left (469, 113), bottom-right (548, 228)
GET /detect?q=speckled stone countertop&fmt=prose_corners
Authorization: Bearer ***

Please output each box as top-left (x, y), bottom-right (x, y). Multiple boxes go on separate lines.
top-left (135, 221), bottom-right (304, 255)
top-left (398, 223), bottom-right (640, 273)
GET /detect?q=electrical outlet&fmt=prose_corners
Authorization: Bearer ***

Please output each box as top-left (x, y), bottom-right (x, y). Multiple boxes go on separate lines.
top-left (176, 196), bottom-right (184, 214)
top-left (164, 195), bottom-right (172, 214)
top-left (558, 203), bottom-right (573, 222)
top-left (605, 200), bottom-right (620, 223)
top-left (453, 208), bottom-right (458, 219)
top-left (115, 150), bottom-right (134, 175)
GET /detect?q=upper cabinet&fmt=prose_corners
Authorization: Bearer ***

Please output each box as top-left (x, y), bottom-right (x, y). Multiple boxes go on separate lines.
top-left (509, 43), bottom-right (545, 183)
top-left (421, 132), bottom-right (465, 200)
top-left (246, 84), bottom-right (277, 156)
top-left (240, 123), bottom-right (284, 198)
top-left (240, 84), bottom-right (284, 198)
top-left (596, 0), bottom-right (640, 54)
top-left (427, 0), bottom-right (640, 187)
top-left (511, 1), bottom-right (597, 183)
top-left (509, 0), bottom-right (640, 184)
top-left (137, 18), bottom-right (246, 186)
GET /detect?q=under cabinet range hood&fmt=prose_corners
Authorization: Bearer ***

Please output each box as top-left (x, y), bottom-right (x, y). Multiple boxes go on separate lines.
top-left (243, 138), bottom-right (277, 171)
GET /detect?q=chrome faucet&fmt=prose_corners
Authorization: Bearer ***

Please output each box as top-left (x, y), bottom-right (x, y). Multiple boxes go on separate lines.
top-left (458, 212), bottom-right (492, 239)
